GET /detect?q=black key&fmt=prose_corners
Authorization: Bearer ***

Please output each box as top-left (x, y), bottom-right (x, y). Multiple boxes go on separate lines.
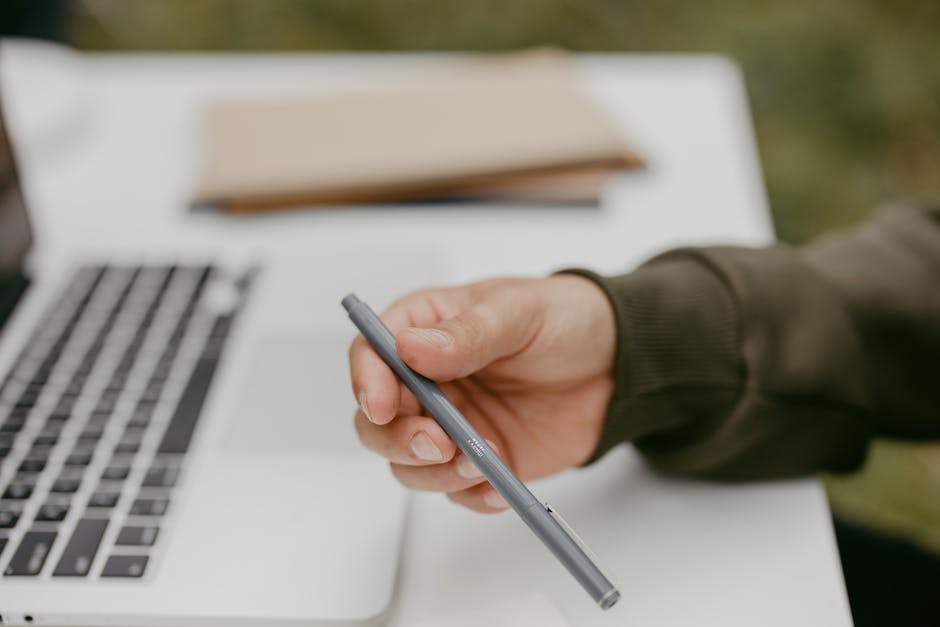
top-left (115, 525), bottom-right (159, 546)
top-left (30, 367), bottom-right (51, 385)
top-left (32, 434), bottom-right (58, 446)
top-left (79, 424), bottom-right (105, 439)
top-left (1, 418), bottom-right (26, 433)
top-left (145, 376), bottom-right (164, 395)
top-left (35, 502), bottom-right (69, 522)
top-left (45, 409), bottom-right (71, 423)
top-left (14, 471), bottom-right (38, 484)
top-left (15, 388), bottom-right (39, 406)
top-left (116, 353), bottom-right (137, 374)
top-left (29, 441), bottom-right (54, 454)
top-left (53, 518), bottom-right (108, 577)
top-left (147, 368), bottom-right (166, 384)
top-left (73, 442), bottom-right (96, 454)
top-left (51, 477), bottom-right (82, 493)
top-left (124, 338), bottom-right (144, 355)
top-left (0, 445), bottom-right (10, 458)
top-left (210, 314), bottom-right (234, 339)
top-left (128, 402), bottom-right (155, 428)
top-left (94, 393), bottom-right (118, 414)
top-left (3, 482), bottom-right (33, 500)
top-left (139, 386), bottom-right (163, 403)
top-left (123, 425), bottom-right (146, 439)
top-left (113, 442), bottom-right (139, 454)
top-left (110, 452), bottom-right (134, 465)
top-left (53, 396), bottom-right (76, 416)
top-left (40, 420), bottom-right (65, 436)
top-left (101, 465), bottom-right (130, 480)
top-left (126, 415), bottom-right (150, 429)
top-left (87, 410), bottom-right (112, 426)
top-left (101, 554), bottom-right (148, 578)
top-left (66, 451), bottom-right (94, 466)
top-left (5, 530), bottom-right (57, 576)
top-left (157, 356), bottom-right (220, 454)
top-left (0, 508), bottom-right (21, 528)
top-left (142, 465), bottom-right (178, 488)
top-left (75, 359), bottom-right (96, 376)
top-left (152, 360), bottom-right (173, 381)
top-left (77, 432), bottom-right (102, 444)
top-left (9, 406), bottom-right (30, 420)
top-left (129, 498), bottom-right (168, 516)
top-left (107, 371), bottom-right (129, 390)
top-left (88, 490), bottom-right (120, 508)
top-left (18, 458), bottom-right (46, 473)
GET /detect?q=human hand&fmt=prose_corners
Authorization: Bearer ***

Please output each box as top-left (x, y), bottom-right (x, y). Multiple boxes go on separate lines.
top-left (348, 275), bottom-right (616, 513)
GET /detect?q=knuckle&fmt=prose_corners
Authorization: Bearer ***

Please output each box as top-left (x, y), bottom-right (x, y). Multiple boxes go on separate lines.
top-left (449, 308), bottom-right (488, 345)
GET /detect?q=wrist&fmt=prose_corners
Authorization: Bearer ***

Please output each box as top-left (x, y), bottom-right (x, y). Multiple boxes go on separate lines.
top-left (548, 271), bottom-right (616, 378)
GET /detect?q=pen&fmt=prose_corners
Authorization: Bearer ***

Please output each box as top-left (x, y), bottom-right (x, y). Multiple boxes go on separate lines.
top-left (343, 293), bottom-right (620, 610)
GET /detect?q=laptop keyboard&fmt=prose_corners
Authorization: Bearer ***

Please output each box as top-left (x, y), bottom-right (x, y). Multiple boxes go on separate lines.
top-left (0, 264), bottom-right (251, 579)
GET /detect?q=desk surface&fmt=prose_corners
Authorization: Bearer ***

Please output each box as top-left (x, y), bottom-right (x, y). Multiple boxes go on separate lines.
top-left (1, 41), bottom-right (852, 626)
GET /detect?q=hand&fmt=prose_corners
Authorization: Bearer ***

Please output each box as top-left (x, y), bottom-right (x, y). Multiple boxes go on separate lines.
top-left (348, 275), bottom-right (616, 513)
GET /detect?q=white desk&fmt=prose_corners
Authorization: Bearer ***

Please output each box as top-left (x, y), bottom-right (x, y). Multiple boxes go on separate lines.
top-left (1, 41), bottom-right (852, 626)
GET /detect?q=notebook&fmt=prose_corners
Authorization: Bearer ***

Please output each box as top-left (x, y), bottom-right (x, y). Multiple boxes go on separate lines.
top-left (194, 50), bottom-right (642, 212)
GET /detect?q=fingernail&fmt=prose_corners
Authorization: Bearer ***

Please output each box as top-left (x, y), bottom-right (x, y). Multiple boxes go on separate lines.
top-left (409, 431), bottom-right (444, 462)
top-left (358, 391), bottom-right (374, 423)
top-left (406, 327), bottom-right (453, 348)
top-left (456, 454), bottom-right (483, 479)
top-left (483, 490), bottom-right (508, 510)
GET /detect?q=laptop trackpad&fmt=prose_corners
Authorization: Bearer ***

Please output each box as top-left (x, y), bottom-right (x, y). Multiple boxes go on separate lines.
top-left (220, 333), bottom-right (362, 454)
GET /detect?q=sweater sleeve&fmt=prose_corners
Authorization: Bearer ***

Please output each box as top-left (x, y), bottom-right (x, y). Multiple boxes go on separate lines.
top-left (565, 201), bottom-right (940, 480)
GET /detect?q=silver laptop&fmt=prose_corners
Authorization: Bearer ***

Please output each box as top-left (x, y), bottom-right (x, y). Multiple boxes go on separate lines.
top-left (0, 78), bottom-right (408, 625)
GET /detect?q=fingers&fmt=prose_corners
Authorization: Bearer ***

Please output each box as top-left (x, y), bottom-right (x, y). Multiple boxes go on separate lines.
top-left (348, 290), bottom-right (459, 424)
top-left (348, 335), bottom-right (400, 425)
top-left (396, 288), bottom-right (541, 381)
top-left (359, 411), bottom-right (509, 514)
top-left (347, 282), bottom-right (530, 515)
top-left (354, 410), bottom-right (457, 465)
top-left (388, 440), bottom-right (511, 515)
top-left (447, 483), bottom-right (510, 514)
top-left (389, 453), bottom-right (487, 492)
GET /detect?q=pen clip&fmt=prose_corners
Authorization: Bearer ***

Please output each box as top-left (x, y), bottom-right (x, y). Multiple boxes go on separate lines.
top-left (544, 502), bottom-right (617, 586)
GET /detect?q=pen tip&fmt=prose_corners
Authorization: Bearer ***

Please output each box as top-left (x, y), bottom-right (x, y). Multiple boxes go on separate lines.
top-left (341, 293), bottom-right (361, 312)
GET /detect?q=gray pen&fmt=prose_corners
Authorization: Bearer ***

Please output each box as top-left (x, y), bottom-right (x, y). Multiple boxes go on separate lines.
top-left (343, 293), bottom-right (620, 610)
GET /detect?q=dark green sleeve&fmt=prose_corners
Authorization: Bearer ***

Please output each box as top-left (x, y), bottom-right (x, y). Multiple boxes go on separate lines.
top-left (566, 202), bottom-right (940, 480)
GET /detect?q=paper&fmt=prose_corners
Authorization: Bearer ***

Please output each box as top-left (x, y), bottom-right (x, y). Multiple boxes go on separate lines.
top-left (407, 592), bottom-right (572, 627)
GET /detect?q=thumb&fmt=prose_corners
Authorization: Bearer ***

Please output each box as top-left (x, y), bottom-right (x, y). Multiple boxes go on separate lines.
top-left (395, 291), bottom-right (539, 381)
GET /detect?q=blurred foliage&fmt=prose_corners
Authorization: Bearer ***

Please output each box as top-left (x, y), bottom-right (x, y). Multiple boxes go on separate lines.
top-left (66, 0), bottom-right (940, 549)
top-left (826, 441), bottom-right (940, 554)
top-left (67, 0), bottom-right (940, 243)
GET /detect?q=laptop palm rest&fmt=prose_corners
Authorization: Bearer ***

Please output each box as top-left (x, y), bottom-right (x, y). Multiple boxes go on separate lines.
top-left (220, 332), bottom-right (362, 455)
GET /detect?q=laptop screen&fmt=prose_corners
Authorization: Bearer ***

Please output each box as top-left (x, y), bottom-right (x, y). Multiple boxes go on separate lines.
top-left (0, 92), bottom-right (33, 330)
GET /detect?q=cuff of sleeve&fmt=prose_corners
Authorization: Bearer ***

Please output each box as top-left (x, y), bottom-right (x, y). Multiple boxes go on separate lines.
top-left (559, 258), bottom-right (743, 464)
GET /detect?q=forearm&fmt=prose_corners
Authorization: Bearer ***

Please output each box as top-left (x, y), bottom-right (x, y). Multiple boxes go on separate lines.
top-left (570, 201), bottom-right (940, 480)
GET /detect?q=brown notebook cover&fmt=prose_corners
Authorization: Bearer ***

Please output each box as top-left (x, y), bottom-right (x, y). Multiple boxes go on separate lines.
top-left (194, 50), bottom-right (642, 212)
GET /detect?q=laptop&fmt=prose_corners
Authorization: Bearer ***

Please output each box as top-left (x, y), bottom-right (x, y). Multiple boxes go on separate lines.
top-left (0, 69), bottom-right (409, 625)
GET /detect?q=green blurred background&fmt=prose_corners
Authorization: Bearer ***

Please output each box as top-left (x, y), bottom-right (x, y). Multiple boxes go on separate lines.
top-left (20, 0), bottom-right (940, 563)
